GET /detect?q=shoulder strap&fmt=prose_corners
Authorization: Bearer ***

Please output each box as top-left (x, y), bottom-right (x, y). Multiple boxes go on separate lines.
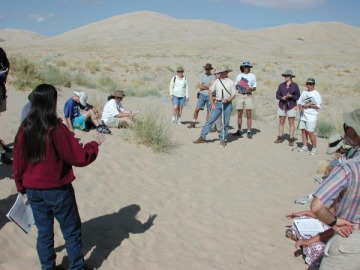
top-left (219, 79), bottom-right (231, 96)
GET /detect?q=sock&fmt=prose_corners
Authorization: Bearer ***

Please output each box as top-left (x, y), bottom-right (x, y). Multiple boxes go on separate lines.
top-left (177, 117), bottom-right (181, 122)
top-left (171, 116), bottom-right (175, 121)
top-left (192, 119), bottom-right (196, 122)
top-left (247, 130), bottom-right (251, 133)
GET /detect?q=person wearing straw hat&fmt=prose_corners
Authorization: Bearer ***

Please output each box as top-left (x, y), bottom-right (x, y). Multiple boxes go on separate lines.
top-left (188, 63), bottom-right (215, 129)
top-left (274, 69), bottom-right (300, 146)
top-left (311, 108), bottom-right (360, 270)
top-left (0, 47), bottom-right (12, 165)
top-left (297, 78), bottom-right (322, 155)
top-left (64, 91), bottom-right (110, 134)
top-left (193, 65), bottom-right (236, 146)
top-left (169, 66), bottom-right (189, 125)
top-left (233, 61), bottom-right (257, 139)
top-left (101, 90), bottom-right (137, 128)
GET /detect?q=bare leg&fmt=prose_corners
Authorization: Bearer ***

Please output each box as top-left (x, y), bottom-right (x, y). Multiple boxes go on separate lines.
top-left (288, 117), bottom-right (295, 139)
top-left (246, 109), bottom-right (252, 131)
top-left (82, 109), bottom-right (100, 127)
top-left (172, 104), bottom-right (178, 118)
top-left (193, 107), bottom-right (200, 121)
top-left (278, 116), bottom-right (286, 136)
top-left (301, 129), bottom-right (308, 147)
top-left (237, 110), bottom-right (243, 130)
top-left (308, 131), bottom-right (316, 148)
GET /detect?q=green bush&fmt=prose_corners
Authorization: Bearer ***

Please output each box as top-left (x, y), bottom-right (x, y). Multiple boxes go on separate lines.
top-left (40, 65), bottom-right (71, 88)
top-left (125, 89), bottom-right (160, 97)
top-left (98, 76), bottom-right (119, 92)
top-left (9, 56), bottom-right (43, 90)
top-left (128, 104), bottom-right (177, 153)
top-left (316, 119), bottom-right (336, 138)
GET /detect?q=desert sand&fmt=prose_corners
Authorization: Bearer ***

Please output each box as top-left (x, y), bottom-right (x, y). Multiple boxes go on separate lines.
top-left (1, 11), bottom-right (359, 270)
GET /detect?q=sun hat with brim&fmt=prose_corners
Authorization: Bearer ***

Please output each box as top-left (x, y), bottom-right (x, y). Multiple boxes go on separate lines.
top-left (240, 61), bottom-right (253, 68)
top-left (112, 90), bottom-right (126, 98)
top-left (216, 65), bottom-right (233, 74)
top-left (326, 134), bottom-right (344, 155)
top-left (176, 66), bottom-right (184, 72)
top-left (203, 63), bottom-right (214, 70)
top-left (343, 108), bottom-right (360, 136)
top-left (73, 91), bottom-right (88, 107)
top-left (281, 69), bottom-right (295, 77)
top-left (306, 78), bottom-right (316, 84)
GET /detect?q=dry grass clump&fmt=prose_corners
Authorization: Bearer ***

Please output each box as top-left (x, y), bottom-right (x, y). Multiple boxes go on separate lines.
top-left (317, 159), bottom-right (329, 174)
top-left (127, 103), bottom-right (177, 153)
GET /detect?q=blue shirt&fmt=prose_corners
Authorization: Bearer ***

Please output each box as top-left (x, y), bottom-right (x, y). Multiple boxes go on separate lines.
top-left (64, 97), bottom-right (80, 120)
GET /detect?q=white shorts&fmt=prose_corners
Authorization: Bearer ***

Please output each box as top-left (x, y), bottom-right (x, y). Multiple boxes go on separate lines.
top-left (277, 107), bottom-right (297, 118)
top-left (299, 120), bottom-right (317, 132)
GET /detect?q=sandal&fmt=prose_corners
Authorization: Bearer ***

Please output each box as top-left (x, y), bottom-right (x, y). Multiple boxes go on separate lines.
top-left (274, 136), bottom-right (284, 143)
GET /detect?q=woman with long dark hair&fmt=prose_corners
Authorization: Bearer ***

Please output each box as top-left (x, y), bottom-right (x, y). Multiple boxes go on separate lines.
top-left (13, 84), bottom-right (105, 270)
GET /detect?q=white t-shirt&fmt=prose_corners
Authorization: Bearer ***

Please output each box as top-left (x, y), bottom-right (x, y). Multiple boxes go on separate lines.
top-left (234, 73), bottom-right (257, 94)
top-left (298, 90), bottom-right (322, 122)
top-left (101, 99), bottom-right (124, 123)
top-left (209, 78), bottom-right (236, 100)
top-left (169, 75), bottom-right (189, 98)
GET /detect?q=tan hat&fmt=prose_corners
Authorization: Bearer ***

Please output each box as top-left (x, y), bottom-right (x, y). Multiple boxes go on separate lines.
top-left (73, 91), bottom-right (88, 107)
top-left (216, 65), bottom-right (233, 74)
top-left (343, 108), bottom-right (360, 136)
top-left (203, 63), bottom-right (214, 70)
top-left (176, 66), bottom-right (184, 72)
top-left (281, 69), bottom-right (295, 77)
top-left (326, 134), bottom-right (344, 155)
top-left (112, 90), bottom-right (126, 98)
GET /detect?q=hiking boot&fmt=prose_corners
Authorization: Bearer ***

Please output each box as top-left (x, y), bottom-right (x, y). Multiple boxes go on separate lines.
top-left (274, 136), bottom-right (284, 143)
top-left (232, 130), bottom-right (243, 137)
top-left (193, 137), bottom-right (206, 144)
top-left (298, 145), bottom-right (308, 152)
top-left (309, 147), bottom-right (318, 155)
top-left (170, 119), bottom-right (175, 124)
top-left (0, 140), bottom-right (12, 153)
top-left (1, 154), bottom-right (12, 165)
top-left (247, 132), bottom-right (252, 139)
top-left (288, 138), bottom-right (295, 146)
top-left (187, 122), bottom-right (196, 129)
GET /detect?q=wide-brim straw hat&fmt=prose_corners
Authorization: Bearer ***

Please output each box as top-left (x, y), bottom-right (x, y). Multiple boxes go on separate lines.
top-left (343, 108), bottom-right (360, 136)
top-left (73, 91), bottom-right (88, 107)
top-left (281, 69), bottom-right (295, 77)
top-left (216, 65), bottom-right (233, 74)
top-left (203, 63), bottom-right (214, 70)
top-left (326, 134), bottom-right (344, 155)
top-left (112, 90), bottom-right (126, 98)
top-left (176, 66), bottom-right (184, 72)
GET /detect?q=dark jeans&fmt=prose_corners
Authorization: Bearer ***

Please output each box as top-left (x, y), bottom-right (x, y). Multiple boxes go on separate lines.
top-left (27, 184), bottom-right (84, 270)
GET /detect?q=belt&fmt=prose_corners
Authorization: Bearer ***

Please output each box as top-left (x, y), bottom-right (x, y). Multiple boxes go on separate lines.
top-left (239, 93), bottom-right (251, 95)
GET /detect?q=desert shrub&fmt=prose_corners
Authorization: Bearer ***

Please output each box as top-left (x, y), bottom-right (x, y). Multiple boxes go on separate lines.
top-left (72, 72), bottom-right (96, 88)
top-left (316, 119), bottom-right (336, 138)
top-left (40, 65), bottom-right (71, 88)
top-left (317, 159), bottom-right (329, 174)
top-left (125, 89), bottom-right (160, 97)
top-left (128, 104), bottom-right (177, 153)
top-left (84, 60), bottom-right (100, 73)
top-left (98, 76), bottom-right (119, 92)
top-left (9, 56), bottom-right (43, 90)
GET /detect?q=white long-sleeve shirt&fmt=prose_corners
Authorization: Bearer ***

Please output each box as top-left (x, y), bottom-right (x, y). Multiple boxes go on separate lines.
top-left (169, 75), bottom-right (188, 98)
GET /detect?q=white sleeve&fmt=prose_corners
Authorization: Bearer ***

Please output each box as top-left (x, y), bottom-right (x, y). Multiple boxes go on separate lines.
top-left (315, 92), bottom-right (322, 109)
top-left (252, 74), bottom-right (257, 88)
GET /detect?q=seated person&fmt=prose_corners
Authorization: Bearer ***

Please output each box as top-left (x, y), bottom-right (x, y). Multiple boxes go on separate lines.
top-left (101, 90), bottom-right (137, 128)
top-left (64, 91), bottom-right (110, 134)
top-left (294, 134), bottom-right (352, 205)
top-left (285, 209), bottom-right (334, 267)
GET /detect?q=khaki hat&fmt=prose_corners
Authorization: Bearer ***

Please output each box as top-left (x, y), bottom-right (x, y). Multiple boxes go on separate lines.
top-left (343, 108), bottom-right (360, 136)
top-left (203, 63), bottom-right (214, 70)
top-left (326, 134), bottom-right (345, 155)
top-left (216, 65), bottom-right (233, 74)
top-left (240, 61), bottom-right (253, 68)
top-left (281, 69), bottom-right (295, 77)
top-left (176, 66), bottom-right (184, 72)
top-left (306, 78), bottom-right (316, 84)
top-left (73, 91), bottom-right (88, 107)
top-left (112, 90), bottom-right (126, 98)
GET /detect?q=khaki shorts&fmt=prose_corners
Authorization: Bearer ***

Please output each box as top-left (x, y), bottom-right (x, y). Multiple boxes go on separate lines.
top-left (104, 117), bottom-right (121, 128)
top-left (299, 120), bottom-right (317, 132)
top-left (277, 107), bottom-right (297, 118)
top-left (320, 231), bottom-right (360, 270)
top-left (235, 94), bottom-right (253, 110)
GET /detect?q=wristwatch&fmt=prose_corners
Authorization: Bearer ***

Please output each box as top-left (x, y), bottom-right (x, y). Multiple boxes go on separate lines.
top-left (327, 216), bottom-right (337, 227)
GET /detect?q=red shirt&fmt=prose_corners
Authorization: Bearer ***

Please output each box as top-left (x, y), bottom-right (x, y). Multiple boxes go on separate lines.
top-left (13, 122), bottom-right (99, 193)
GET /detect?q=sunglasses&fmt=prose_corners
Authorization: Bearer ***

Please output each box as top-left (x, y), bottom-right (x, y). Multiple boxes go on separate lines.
top-left (177, 71), bottom-right (184, 73)
top-left (306, 83), bottom-right (314, 86)
top-left (284, 75), bottom-right (291, 77)
top-left (205, 68), bottom-right (211, 70)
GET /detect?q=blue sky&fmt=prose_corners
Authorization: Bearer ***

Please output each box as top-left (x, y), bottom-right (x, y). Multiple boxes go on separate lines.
top-left (0, 0), bottom-right (359, 37)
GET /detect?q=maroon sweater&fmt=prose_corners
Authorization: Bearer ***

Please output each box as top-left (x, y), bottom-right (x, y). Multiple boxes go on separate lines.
top-left (13, 123), bottom-right (99, 193)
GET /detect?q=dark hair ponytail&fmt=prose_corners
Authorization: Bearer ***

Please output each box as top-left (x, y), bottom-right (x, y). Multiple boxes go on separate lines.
top-left (17, 84), bottom-right (59, 163)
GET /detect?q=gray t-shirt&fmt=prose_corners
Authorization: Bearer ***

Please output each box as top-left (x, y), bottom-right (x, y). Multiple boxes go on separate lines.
top-left (199, 73), bottom-right (215, 96)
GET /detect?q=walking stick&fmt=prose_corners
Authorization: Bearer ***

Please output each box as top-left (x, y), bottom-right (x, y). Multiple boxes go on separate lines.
top-left (221, 90), bottom-right (225, 147)
top-left (292, 110), bottom-right (303, 151)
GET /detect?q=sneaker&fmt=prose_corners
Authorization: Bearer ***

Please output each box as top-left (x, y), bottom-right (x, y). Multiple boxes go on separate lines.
top-left (187, 122), bottom-right (196, 129)
top-left (294, 194), bottom-right (313, 205)
top-left (314, 176), bottom-right (325, 185)
top-left (193, 137), bottom-right (206, 144)
top-left (247, 132), bottom-right (252, 139)
top-left (232, 130), bottom-right (243, 137)
top-left (177, 120), bottom-right (182, 125)
top-left (96, 125), bottom-right (112, 134)
top-left (0, 153), bottom-right (12, 165)
top-left (309, 147), bottom-right (318, 155)
top-left (274, 136), bottom-right (284, 143)
top-left (170, 119), bottom-right (175, 124)
top-left (0, 140), bottom-right (12, 153)
top-left (298, 145), bottom-right (308, 152)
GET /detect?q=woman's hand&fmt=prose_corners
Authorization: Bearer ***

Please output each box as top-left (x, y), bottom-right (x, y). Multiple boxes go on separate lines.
top-left (170, 95), bottom-right (173, 101)
top-left (23, 194), bottom-right (29, 205)
top-left (93, 131), bottom-right (106, 146)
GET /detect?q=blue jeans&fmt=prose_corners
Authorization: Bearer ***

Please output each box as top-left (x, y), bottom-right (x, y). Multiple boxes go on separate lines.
top-left (172, 96), bottom-right (186, 106)
top-left (196, 93), bottom-right (210, 110)
top-left (200, 101), bottom-right (232, 142)
top-left (27, 184), bottom-right (84, 270)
